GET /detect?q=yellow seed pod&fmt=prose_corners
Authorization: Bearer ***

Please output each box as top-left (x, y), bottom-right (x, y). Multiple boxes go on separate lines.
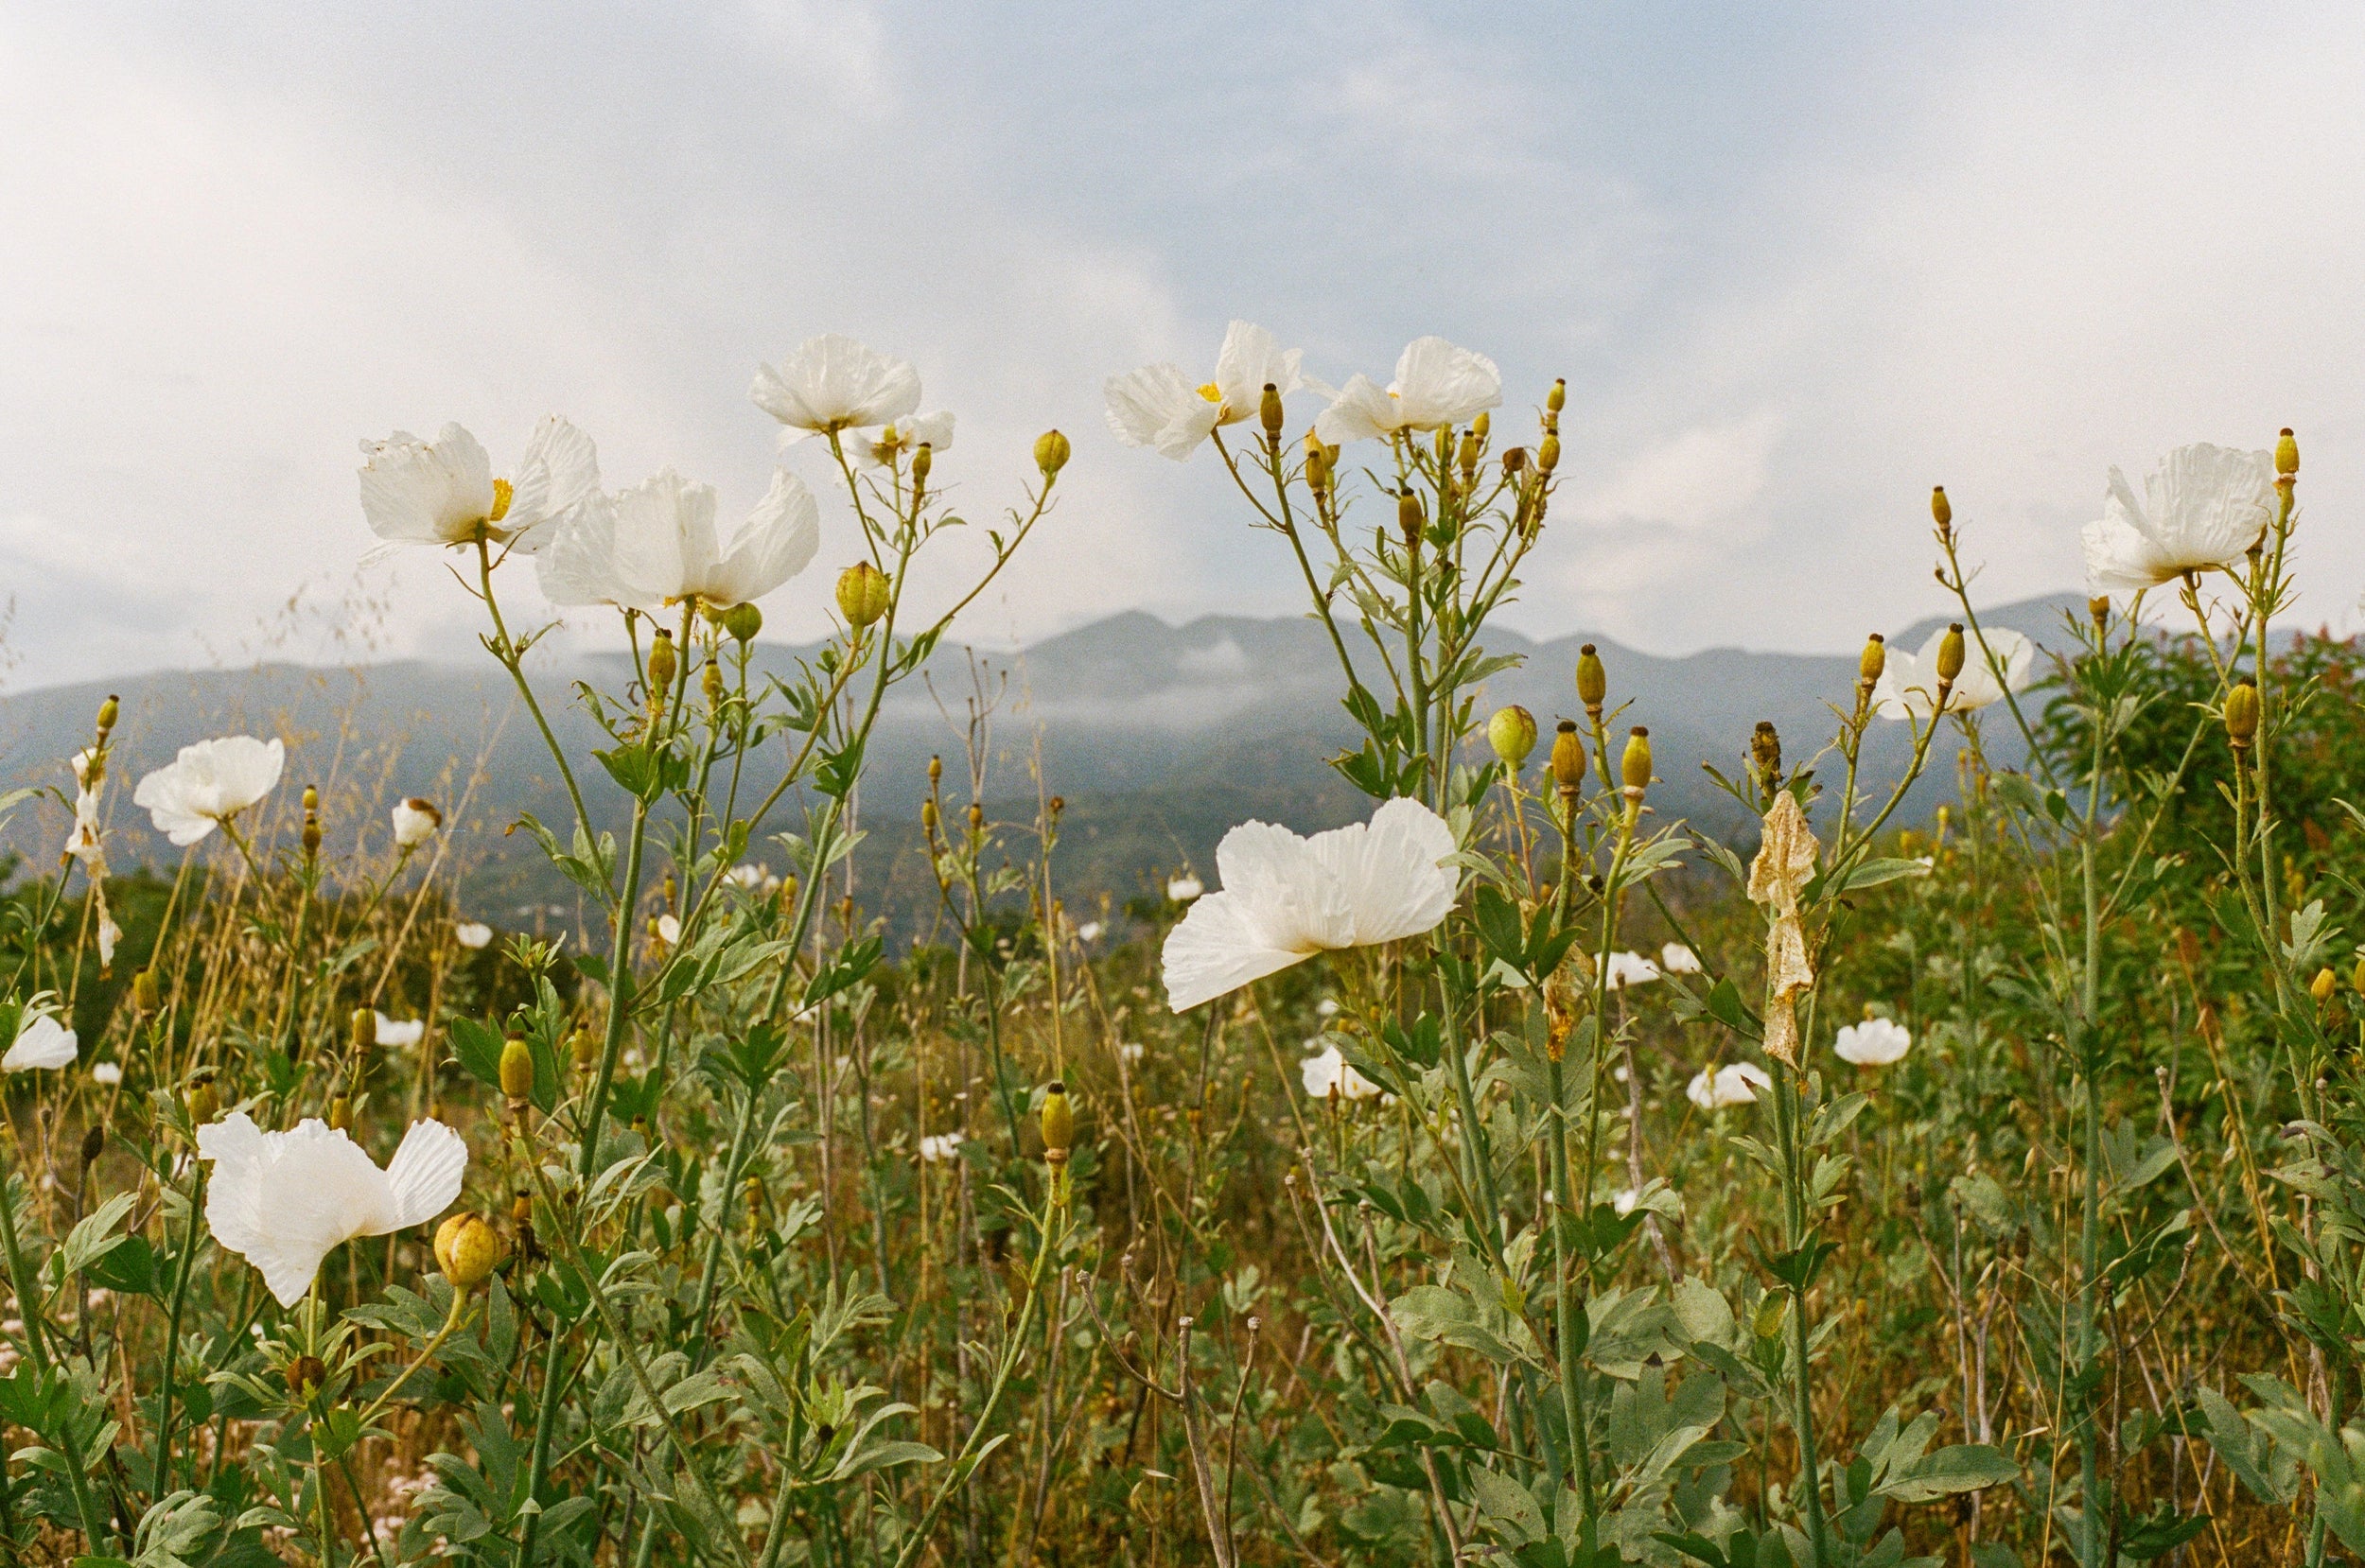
top-left (570, 1023), bottom-right (598, 1070)
top-left (910, 442), bottom-right (933, 489)
top-left (499, 1035), bottom-right (534, 1102)
top-left (96, 693), bottom-right (119, 737)
top-left (2225, 682), bottom-right (2261, 749)
top-left (702, 660), bottom-right (725, 707)
top-left (349, 1007), bottom-right (376, 1053)
top-left (1547, 377), bottom-right (1567, 415)
top-left (1537, 432), bottom-right (1562, 474)
top-left (1040, 1081), bottom-right (1074, 1158)
top-left (328, 1096), bottom-right (351, 1131)
top-left (966, 803), bottom-right (985, 834)
top-left (1931, 486), bottom-right (1952, 531)
top-left (1550, 721), bottom-right (1585, 793)
top-left (1936, 624), bottom-right (1967, 685)
top-left (1035, 427), bottom-right (1071, 479)
top-left (1620, 727), bottom-right (1653, 796)
top-left (1259, 383), bottom-right (1284, 437)
top-left (1396, 490), bottom-right (1424, 545)
top-left (132, 968), bottom-right (161, 1017)
top-left (2312, 967), bottom-right (2339, 1005)
top-left (184, 1073), bottom-right (219, 1126)
top-left (646, 630), bottom-right (677, 694)
top-left (1858, 633), bottom-right (1886, 688)
top-left (437, 1213), bottom-right (504, 1290)
top-left (1488, 706), bottom-right (1537, 768)
top-left (836, 562), bottom-right (890, 629)
top-left (1576, 644), bottom-right (1606, 712)
top-left (1457, 428), bottom-right (1480, 475)
top-left (2351, 956), bottom-right (2365, 998)
top-left (921, 798), bottom-right (940, 833)
top-left (2277, 427), bottom-right (2299, 478)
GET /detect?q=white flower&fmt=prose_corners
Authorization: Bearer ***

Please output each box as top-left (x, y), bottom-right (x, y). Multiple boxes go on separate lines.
top-left (2082, 444), bottom-right (2277, 592)
top-left (1118, 1041), bottom-right (1146, 1065)
top-left (1105, 321), bottom-right (1305, 462)
top-left (1660, 943), bottom-right (1702, 974)
top-left (843, 411), bottom-right (955, 469)
top-left (133, 737), bottom-right (285, 847)
top-left (919, 1131), bottom-right (966, 1163)
top-left (4, 1012), bottom-right (77, 1071)
top-left (1685, 1062), bottom-right (1771, 1110)
top-left (655, 914), bottom-right (681, 946)
top-left (1300, 1042), bottom-right (1382, 1101)
top-left (64, 749), bottom-right (104, 869)
top-left (1166, 875), bottom-right (1204, 903)
top-left (538, 468), bottom-right (820, 612)
top-left (725, 862), bottom-right (771, 890)
top-left (1604, 950), bottom-right (1661, 990)
top-left (359, 417), bottom-right (598, 555)
top-left (1314, 337), bottom-right (1502, 444)
top-left (1612, 1188), bottom-right (1639, 1215)
top-left (374, 1013), bottom-right (426, 1049)
top-left (1162, 797), bottom-right (1458, 1013)
top-left (750, 334), bottom-right (922, 440)
top-left (1316, 997), bottom-right (1341, 1018)
top-left (453, 921), bottom-right (494, 950)
top-left (391, 797), bottom-right (442, 850)
top-left (91, 1062), bottom-right (122, 1087)
top-left (1873, 627), bottom-right (2034, 722)
top-left (197, 1112), bottom-right (467, 1307)
top-left (1076, 920), bottom-right (1105, 945)
top-left (1834, 1018), bottom-right (1913, 1067)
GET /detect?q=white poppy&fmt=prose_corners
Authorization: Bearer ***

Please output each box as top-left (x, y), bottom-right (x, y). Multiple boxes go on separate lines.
top-left (197, 1113), bottom-right (467, 1307)
top-left (1166, 875), bottom-right (1204, 903)
top-left (1834, 1018), bottom-right (1913, 1067)
top-left (1685, 1062), bottom-right (1771, 1110)
top-left (1314, 337), bottom-right (1502, 444)
top-left (919, 1131), bottom-right (966, 1163)
top-left (2082, 444), bottom-right (2277, 592)
top-left (359, 417), bottom-right (598, 556)
top-left (1604, 950), bottom-right (1662, 990)
top-left (1660, 943), bottom-right (1702, 975)
top-left (1162, 797), bottom-right (1458, 1013)
top-left (725, 863), bottom-right (771, 890)
top-left (4, 1012), bottom-right (78, 1071)
top-left (453, 921), bottom-right (495, 950)
top-left (1076, 920), bottom-right (1105, 944)
top-left (655, 914), bottom-right (681, 946)
top-left (91, 1062), bottom-right (123, 1087)
top-left (750, 334), bottom-right (922, 440)
top-left (374, 1013), bottom-right (427, 1049)
top-left (1299, 1042), bottom-right (1381, 1102)
top-left (1873, 627), bottom-right (2034, 722)
top-left (538, 468), bottom-right (819, 613)
top-left (1105, 321), bottom-right (1305, 462)
top-left (843, 411), bottom-right (955, 469)
top-left (391, 798), bottom-right (442, 850)
top-left (132, 737), bottom-right (285, 847)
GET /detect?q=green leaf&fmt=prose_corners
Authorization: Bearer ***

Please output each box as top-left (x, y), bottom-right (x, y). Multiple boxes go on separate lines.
top-left (1876, 1443), bottom-right (2017, 1503)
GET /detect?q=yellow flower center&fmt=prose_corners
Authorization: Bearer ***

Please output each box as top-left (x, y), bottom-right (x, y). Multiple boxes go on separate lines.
top-left (488, 477), bottom-right (515, 523)
top-left (1197, 382), bottom-right (1222, 403)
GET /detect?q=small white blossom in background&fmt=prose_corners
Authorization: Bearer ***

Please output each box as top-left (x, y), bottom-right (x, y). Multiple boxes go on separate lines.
top-left (4, 1011), bottom-right (78, 1072)
top-left (1314, 337), bottom-right (1502, 444)
top-left (750, 334), bottom-right (921, 441)
top-left (91, 1062), bottom-right (122, 1087)
top-left (655, 915), bottom-right (682, 946)
top-left (844, 411), bottom-right (955, 469)
top-left (1166, 874), bottom-right (1203, 904)
top-left (97, 915), bottom-right (122, 968)
top-left (1605, 950), bottom-right (1662, 990)
top-left (1076, 920), bottom-right (1104, 944)
top-left (2082, 443), bottom-right (2277, 592)
top-left (359, 417), bottom-right (598, 556)
top-left (1873, 626), bottom-right (2034, 722)
top-left (1162, 798), bottom-right (1457, 1012)
top-left (1104, 321), bottom-right (1304, 462)
top-left (1300, 1043), bottom-right (1382, 1102)
top-left (1660, 943), bottom-right (1702, 974)
top-left (391, 797), bottom-right (443, 849)
top-left (1686, 1062), bottom-right (1771, 1110)
top-left (1316, 997), bottom-right (1341, 1018)
top-left (1834, 1018), bottom-right (1913, 1067)
top-left (919, 1132), bottom-right (966, 1163)
top-left (375, 1013), bottom-right (427, 1049)
top-left (454, 921), bottom-right (494, 950)
top-left (726, 862), bottom-right (781, 894)
top-left (1612, 1188), bottom-right (1639, 1215)
top-left (537, 468), bottom-right (820, 613)
top-left (197, 1112), bottom-right (467, 1307)
top-left (1118, 1042), bottom-right (1145, 1065)
top-left (132, 737), bottom-right (285, 846)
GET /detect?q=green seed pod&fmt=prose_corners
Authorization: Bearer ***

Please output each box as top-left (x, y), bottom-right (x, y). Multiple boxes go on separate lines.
top-left (721, 601), bottom-right (763, 645)
top-left (1936, 623), bottom-right (1967, 686)
top-left (1035, 427), bottom-right (1071, 479)
top-left (1576, 643), bottom-right (1605, 713)
top-left (1040, 1081), bottom-right (1075, 1159)
top-left (836, 562), bottom-right (890, 629)
top-left (499, 1035), bottom-right (535, 1103)
top-left (1858, 634), bottom-right (1885, 688)
top-left (1550, 720), bottom-right (1585, 794)
top-left (1488, 705), bottom-right (1537, 768)
top-left (1621, 727), bottom-right (1653, 797)
top-left (1259, 383), bottom-right (1283, 438)
top-left (646, 630), bottom-right (677, 695)
top-left (2225, 682), bottom-right (2261, 749)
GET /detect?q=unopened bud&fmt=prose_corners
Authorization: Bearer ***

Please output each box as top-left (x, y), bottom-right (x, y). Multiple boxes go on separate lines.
top-left (836, 561), bottom-right (891, 629)
top-left (1936, 623), bottom-right (1967, 686)
top-left (350, 1007), bottom-right (374, 1053)
top-left (435, 1213), bottom-right (504, 1290)
top-left (96, 694), bottom-right (118, 737)
top-left (1488, 706), bottom-right (1537, 768)
top-left (133, 968), bottom-right (161, 1017)
top-left (722, 601), bottom-right (763, 645)
top-left (2312, 967), bottom-right (2339, 1005)
top-left (392, 797), bottom-right (443, 849)
top-left (1931, 486), bottom-right (1953, 536)
top-left (302, 784), bottom-right (319, 814)
top-left (1550, 721), bottom-right (1585, 794)
top-left (1034, 427), bottom-right (1071, 479)
top-left (2225, 682), bottom-right (2261, 749)
top-left (570, 1023), bottom-right (598, 1070)
top-left (967, 803), bottom-right (985, 834)
top-left (1537, 433), bottom-right (1561, 474)
top-left (1040, 1080), bottom-right (1074, 1158)
top-left (646, 631), bottom-right (677, 695)
top-left (1259, 383), bottom-right (1283, 438)
top-left (2352, 956), bottom-right (2365, 998)
top-left (1303, 437), bottom-right (1330, 492)
top-left (1472, 410), bottom-right (1490, 442)
top-left (2277, 427), bottom-right (2299, 478)
top-left (499, 1035), bottom-right (534, 1103)
top-left (928, 754), bottom-right (943, 785)
top-left (1858, 633), bottom-right (1886, 688)
top-left (1620, 727), bottom-right (1653, 798)
top-left (1576, 644), bottom-right (1605, 713)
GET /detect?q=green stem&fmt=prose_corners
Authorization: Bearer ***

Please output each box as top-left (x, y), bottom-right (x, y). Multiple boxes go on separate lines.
top-left (0, 1158), bottom-right (109, 1548)
top-left (149, 1166), bottom-right (206, 1504)
top-left (1545, 1051), bottom-right (1596, 1519)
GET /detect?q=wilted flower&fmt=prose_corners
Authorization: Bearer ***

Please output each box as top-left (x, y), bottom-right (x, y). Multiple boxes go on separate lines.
top-left (97, 915), bottom-right (122, 968)
top-left (919, 1131), bottom-right (966, 1163)
top-left (1163, 798), bottom-right (1457, 1012)
top-left (197, 1112), bottom-right (467, 1307)
top-left (374, 1013), bottom-right (427, 1049)
top-left (2082, 444), bottom-right (2277, 592)
top-left (1873, 626), bottom-right (2034, 721)
top-left (750, 335), bottom-right (921, 440)
top-left (359, 417), bottom-right (598, 556)
top-left (1834, 1018), bottom-right (1913, 1067)
top-left (1748, 792), bottom-right (1819, 1066)
top-left (844, 411), bottom-right (955, 469)
top-left (1314, 337), bottom-right (1502, 444)
top-left (1604, 950), bottom-right (1662, 990)
top-left (63, 749), bottom-right (104, 869)
top-left (454, 921), bottom-right (495, 950)
top-left (1300, 1043), bottom-right (1382, 1101)
top-left (133, 737), bottom-right (285, 846)
top-left (1166, 874), bottom-right (1204, 903)
top-left (1104, 321), bottom-right (1304, 462)
top-left (1660, 943), bottom-right (1702, 974)
top-left (391, 798), bottom-right (442, 849)
top-left (91, 1062), bottom-right (122, 1087)
top-left (1686, 1062), bottom-right (1771, 1109)
top-left (4, 1011), bottom-right (78, 1071)
top-left (539, 469), bottom-right (821, 613)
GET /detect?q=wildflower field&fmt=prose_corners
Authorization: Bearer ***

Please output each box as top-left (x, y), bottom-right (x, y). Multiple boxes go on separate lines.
top-left (1, 322), bottom-right (2356, 1568)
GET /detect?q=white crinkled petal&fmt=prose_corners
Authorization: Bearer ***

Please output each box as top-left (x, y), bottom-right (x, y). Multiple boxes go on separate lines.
top-left (1390, 338), bottom-right (1502, 429)
top-left (1319, 796), bottom-right (1456, 947)
top-left (359, 424), bottom-right (495, 547)
top-left (1215, 322), bottom-right (1303, 415)
top-left (382, 1120), bottom-right (469, 1230)
top-left (1313, 375), bottom-right (1400, 444)
top-left (1162, 891), bottom-right (1315, 1012)
top-left (709, 470), bottom-right (821, 604)
top-left (1104, 364), bottom-right (1200, 452)
top-left (502, 416), bottom-right (602, 551)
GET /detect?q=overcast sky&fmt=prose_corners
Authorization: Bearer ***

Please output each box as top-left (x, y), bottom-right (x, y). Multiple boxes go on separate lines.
top-left (3, 1), bottom-right (2359, 691)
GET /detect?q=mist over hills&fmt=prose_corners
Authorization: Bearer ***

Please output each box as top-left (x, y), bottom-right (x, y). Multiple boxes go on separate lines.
top-left (0, 596), bottom-right (2085, 928)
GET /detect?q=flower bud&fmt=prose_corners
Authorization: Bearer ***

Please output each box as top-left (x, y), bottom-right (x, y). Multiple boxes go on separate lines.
top-left (1931, 486), bottom-right (1952, 536)
top-left (1537, 433), bottom-right (1561, 474)
top-left (184, 1072), bottom-right (219, 1126)
top-left (2278, 427), bottom-right (2299, 478)
top-left (1620, 727), bottom-right (1653, 798)
top-left (1396, 490), bottom-right (1424, 547)
top-left (133, 968), bottom-right (161, 1017)
top-left (910, 442), bottom-right (933, 490)
top-left (288, 1356), bottom-right (327, 1401)
top-left (1576, 644), bottom-right (1606, 714)
top-left (435, 1213), bottom-right (504, 1290)
top-left (392, 797), bottom-right (442, 849)
top-left (1040, 1080), bottom-right (1075, 1159)
top-left (722, 601), bottom-right (763, 645)
top-left (1488, 706), bottom-right (1537, 768)
top-left (350, 1007), bottom-right (374, 1053)
top-left (1936, 623), bottom-right (1967, 685)
top-left (1473, 410), bottom-right (1490, 443)
top-left (301, 784), bottom-right (318, 815)
top-left (499, 1034), bottom-right (534, 1103)
top-left (2089, 597), bottom-right (2111, 634)
top-left (2225, 681), bottom-right (2261, 749)
top-left (646, 630), bottom-right (677, 695)
top-left (1550, 720), bottom-right (1585, 794)
top-left (1858, 633), bottom-right (1886, 688)
top-left (2312, 967), bottom-right (2339, 1005)
top-left (1259, 383), bottom-right (1284, 438)
top-left (1035, 427), bottom-right (1071, 479)
top-left (96, 694), bottom-right (118, 738)
top-left (836, 562), bottom-right (890, 629)
top-left (1303, 438), bottom-right (1330, 493)
top-left (328, 1096), bottom-right (351, 1131)
top-left (967, 803), bottom-right (985, 834)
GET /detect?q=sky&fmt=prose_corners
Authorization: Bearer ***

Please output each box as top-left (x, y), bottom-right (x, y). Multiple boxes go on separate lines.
top-left (3, 1), bottom-right (2361, 692)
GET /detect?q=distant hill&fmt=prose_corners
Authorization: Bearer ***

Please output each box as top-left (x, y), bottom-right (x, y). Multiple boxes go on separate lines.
top-left (0, 597), bottom-right (2088, 932)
